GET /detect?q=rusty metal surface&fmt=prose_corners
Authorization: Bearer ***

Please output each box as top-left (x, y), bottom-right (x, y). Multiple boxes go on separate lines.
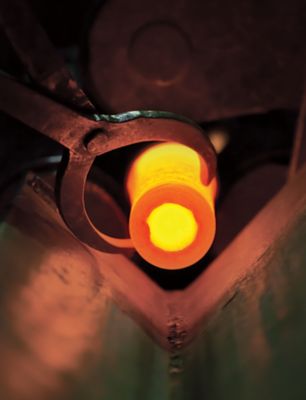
top-left (0, 0), bottom-right (95, 112)
top-left (0, 0), bottom-right (217, 255)
top-left (181, 208), bottom-right (306, 400)
top-left (175, 163), bottom-right (306, 346)
top-left (0, 73), bottom-right (216, 254)
top-left (3, 159), bottom-right (306, 348)
top-left (289, 82), bottom-right (306, 178)
top-left (0, 180), bottom-right (170, 400)
top-left (1, 2), bottom-right (306, 396)
top-left (2, 165), bottom-right (306, 398)
top-left (1, 175), bottom-right (170, 344)
top-left (213, 163), bottom-right (287, 254)
top-left (84, 0), bottom-right (306, 121)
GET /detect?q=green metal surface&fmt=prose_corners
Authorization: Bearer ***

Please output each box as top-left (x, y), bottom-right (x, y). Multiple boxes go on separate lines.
top-left (2, 171), bottom-right (306, 399)
top-left (69, 303), bottom-right (169, 400)
top-left (0, 221), bottom-right (170, 400)
top-left (181, 210), bottom-right (306, 400)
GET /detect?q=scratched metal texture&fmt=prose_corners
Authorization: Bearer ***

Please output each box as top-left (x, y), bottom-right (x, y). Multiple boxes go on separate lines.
top-left (0, 183), bottom-right (170, 400)
top-left (1, 170), bottom-right (306, 399)
top-left (180, 211), bottom-right (306, 400)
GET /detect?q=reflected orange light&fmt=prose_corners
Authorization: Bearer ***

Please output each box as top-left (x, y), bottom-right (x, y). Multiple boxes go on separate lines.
top-left (127, 142), bottom-right (217, 269)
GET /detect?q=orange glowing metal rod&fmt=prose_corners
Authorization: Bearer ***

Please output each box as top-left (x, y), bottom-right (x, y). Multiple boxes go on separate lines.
top-left (127, 142), bottom-right (217, 269)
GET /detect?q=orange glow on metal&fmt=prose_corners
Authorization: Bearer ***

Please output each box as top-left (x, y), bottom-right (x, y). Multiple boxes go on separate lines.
top-left (127, 142), bottom-right (217, 269)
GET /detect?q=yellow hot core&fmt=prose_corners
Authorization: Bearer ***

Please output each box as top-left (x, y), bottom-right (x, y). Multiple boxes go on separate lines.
top-left (146, 203), bottom-right (198, 252)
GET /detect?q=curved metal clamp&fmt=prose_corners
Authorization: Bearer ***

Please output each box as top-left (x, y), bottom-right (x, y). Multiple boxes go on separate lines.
top-left (0, 75), bottom-right (216, 254)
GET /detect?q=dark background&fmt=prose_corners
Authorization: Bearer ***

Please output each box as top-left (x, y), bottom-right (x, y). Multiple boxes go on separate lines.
top-left (0, 0), bottom-right (302, 288)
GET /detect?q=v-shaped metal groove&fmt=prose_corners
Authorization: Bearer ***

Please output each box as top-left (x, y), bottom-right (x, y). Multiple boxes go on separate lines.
top-left (5, 165), bottom-right (306, 353)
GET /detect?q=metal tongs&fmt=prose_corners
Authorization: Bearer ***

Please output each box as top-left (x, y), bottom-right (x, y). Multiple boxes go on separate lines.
top-left (0, 0), bottom-right (216, 255)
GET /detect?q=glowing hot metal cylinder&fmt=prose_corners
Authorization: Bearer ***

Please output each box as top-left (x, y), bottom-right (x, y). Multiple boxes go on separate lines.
top-left (126, 142), bottom-right (217, 269)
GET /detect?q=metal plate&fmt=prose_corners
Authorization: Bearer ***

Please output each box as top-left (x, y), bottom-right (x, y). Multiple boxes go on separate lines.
top-left (84, 0), bottom-right (306, 121)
